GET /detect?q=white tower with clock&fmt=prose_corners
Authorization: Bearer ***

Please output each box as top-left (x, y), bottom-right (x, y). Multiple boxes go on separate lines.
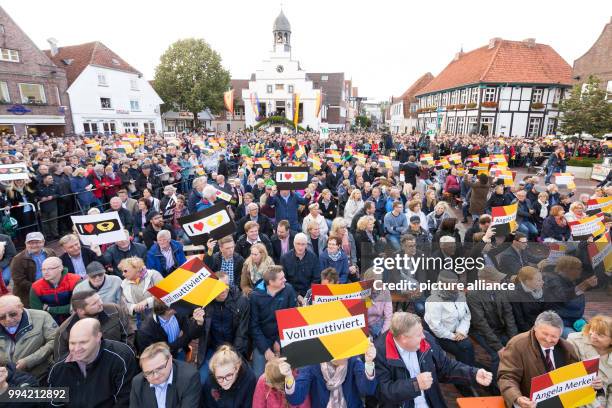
top-left (242, 9), bottom-right (321, 132)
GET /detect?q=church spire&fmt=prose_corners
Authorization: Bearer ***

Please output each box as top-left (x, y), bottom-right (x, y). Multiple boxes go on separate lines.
top-left (273, 9), bottom-right (291, 52)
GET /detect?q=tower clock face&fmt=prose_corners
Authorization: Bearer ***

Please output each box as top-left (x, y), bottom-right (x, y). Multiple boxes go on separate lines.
top-left (276, 65), bottom-right (284, 73)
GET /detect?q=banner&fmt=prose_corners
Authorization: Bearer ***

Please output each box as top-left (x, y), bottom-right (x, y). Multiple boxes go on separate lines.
top-left (420, 153), bottom-right (434, 165)
top-left (456, 396), bottom-right (505, 408)
top-left (308, 155), bottom-right (322, 171)
top-left (148, 257), bottom-right (227, 307)
top-left (495, 170), bottom-right (515, 186)
top-left (447, 153), bottom-right (462, 165)
top-left (311, 280), bottom-right (374, 308)
top-left (314, 89), bottom-right (322, 118)
top-left (586, 197), bottom-right (612, 216)
top-left (72, 211), bottom-right (125, 246)
top-left (469, 162), bottom-right (489, 176)
top-left (325, 149), bottom-right (342, 163)
top-left (554, 173), bottom-right (576, 190)
top-left (588, 232), bottom-right (612, 274)
top-left (465, 154), bottom-right (480, 163)
top-left (0, 163), bottom-right (30, 181)
top-left (489, 154), bottom-right (508, 167)
top-left (250, 92), bottom-right (260, 117)
top-left (223, 89), bottom-right (234, 115)
top-left (253, 157), bottom-right (271, 169)
top-left (435, 159), bottom-right (451, 170)
top-left (530, 357), bottom-right (599, 407)
top-left (276, 299), bottom-right (369, 368)
top-left (179, 203), bottom-right (236, 245)
top-left (274, 166), bottom-right (309, 190)
top-left (490, 203), bottom-right (518, 237)
top-left (293, 93), bottom-right (300, 129)
top-left (568, 213), bottom-right (605, 241)
top-left (162, 194), bottom-right (177, 220)
top-left (213, 186), bottom-right (233, 203)
top-left (319, 123), bottom-right (329, 140)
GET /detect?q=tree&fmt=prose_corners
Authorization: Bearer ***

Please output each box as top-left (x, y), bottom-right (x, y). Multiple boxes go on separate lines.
top-left (355, 115), bottom-right (372, 129)
top-left (153, 38), bottom-right (231, 127)
top-left (559, 75), bottom-right (612, 138)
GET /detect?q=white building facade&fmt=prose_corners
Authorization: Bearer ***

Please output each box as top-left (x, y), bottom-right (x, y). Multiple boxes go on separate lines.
top-left (47, 42), bottom-right (162, 135)
top-left (242, 11), bottom-right (321, 131)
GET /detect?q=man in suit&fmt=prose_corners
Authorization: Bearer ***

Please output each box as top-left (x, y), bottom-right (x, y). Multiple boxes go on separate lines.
top-left (270, 220), bottom-right (296, 263)
top-left (498, 311), bottom-right (579, 408)
top-left (107, 197), bottom-right (134, 234)
top-left (118, 189), bottom-right (138, 214)
top-left (496, 232), bottom-right (531, 276)
top-left (204, 236), bottom-right (245, 288)
top-left (59, 234), bottom-right (99, 279)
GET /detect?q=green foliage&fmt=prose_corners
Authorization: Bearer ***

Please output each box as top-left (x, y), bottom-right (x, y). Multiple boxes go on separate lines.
top-left (254, 116), bottom-right (305, 132)
top-left (355, 115), bottom-right (372, 129)
top-left (566, 157), bottom-right (603, 167)
top-left (559, 75), bottom-right (612, 138)
top-left (153, 38), bottom-right (231, 120)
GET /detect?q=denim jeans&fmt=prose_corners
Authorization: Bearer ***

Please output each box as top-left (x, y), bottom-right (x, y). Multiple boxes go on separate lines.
top-left (436, 337), bottom-right (476, 366)
top-left (518, 221), bottom-right (538, 238)
top-left (2, 265), bottom-right (10, 286)
top-left (471, 333), bottom-right (509, 381)
top-left (251, 348), bottom-right (267, 378)
top-left (198, 348), bottom-right (214, 384)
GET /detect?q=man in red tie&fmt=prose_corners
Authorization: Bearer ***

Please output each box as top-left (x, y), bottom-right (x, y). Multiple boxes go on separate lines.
top-left (498, 311), bottom-right (579, 408)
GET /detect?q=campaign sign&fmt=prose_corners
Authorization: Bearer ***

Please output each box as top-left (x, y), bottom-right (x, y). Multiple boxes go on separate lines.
top-left (274, 166), bottom-right (309, 190)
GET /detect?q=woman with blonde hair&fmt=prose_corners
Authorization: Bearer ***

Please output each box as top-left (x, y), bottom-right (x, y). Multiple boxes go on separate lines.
top-left (202, 344), bottom-right (256, 407)
top-left (564, 201), bottom-right (587, 223)
top-left (342, 189), bottom-right (364, 225)
top-left (362, 268), bottom-right (392, 339)
top-left (241, 243), bottom-right (275, 295)
top-left (252, 358), bottom-right (311, 408)
top-left (119, 256), bottom-right (163, 328)
top-left (567, 315), bottom-right (611, 408)
top-left (302, 203), bottom-right (328, 237)
top-left (422, 189), bottom-right (438, 215)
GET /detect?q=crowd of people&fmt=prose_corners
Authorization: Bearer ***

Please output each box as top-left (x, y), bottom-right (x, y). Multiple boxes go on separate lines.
top-left (0, 129), bottom-right (610, 408)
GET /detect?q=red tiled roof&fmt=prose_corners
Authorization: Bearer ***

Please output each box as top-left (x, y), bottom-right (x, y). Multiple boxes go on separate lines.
top-left (394, 72), bottom-right (434, 101)
top-left (416, 39), bottom-right (573, 96)
top-left (44, 41), bottom-right (141, 87)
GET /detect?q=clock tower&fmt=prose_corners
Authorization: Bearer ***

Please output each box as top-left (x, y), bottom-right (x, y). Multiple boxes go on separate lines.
top-left (272, 10), bottom-right (291, 54)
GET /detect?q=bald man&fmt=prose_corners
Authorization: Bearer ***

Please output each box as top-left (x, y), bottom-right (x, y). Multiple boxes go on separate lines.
top-left (0, 295), bottom-right (57, 379)
top-left (29, 257), bottom-right (81, 325)
top-left (48, 318), bottom-right (138, 408)
top-left (106, 196), bottom-right (134, 234)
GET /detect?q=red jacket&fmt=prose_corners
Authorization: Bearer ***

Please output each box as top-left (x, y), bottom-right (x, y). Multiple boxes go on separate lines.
top-left (88, 170), bottom-right (104, 199)
top-left (252, 374), bottom-right (310, 408)
top-left (443, 175), bottom-right (460, 193)
top-left (102, 173), bottom-right (122, 198)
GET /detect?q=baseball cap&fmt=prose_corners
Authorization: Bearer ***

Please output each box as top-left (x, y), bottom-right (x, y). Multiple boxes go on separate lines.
top-left (86, 261), bottom-right (106, 277)
top-left (409, 215), bottom-right (421, 223)
top-left (25, 232), bottom-right (44, 243)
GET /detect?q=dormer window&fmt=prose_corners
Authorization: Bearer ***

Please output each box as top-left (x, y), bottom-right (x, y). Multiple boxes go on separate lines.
top-left (111, 58), bottom-right (120, 65)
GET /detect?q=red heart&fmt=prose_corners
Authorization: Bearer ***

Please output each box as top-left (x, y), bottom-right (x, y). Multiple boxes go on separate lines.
top-left (0, 169), bottom-right (7, 174)
top-left (193, 222), bottom-right (204, 232)
top-left (284, 173), bottom-right (292, 180)
top-left (83, 224), bottom-right (95, 234)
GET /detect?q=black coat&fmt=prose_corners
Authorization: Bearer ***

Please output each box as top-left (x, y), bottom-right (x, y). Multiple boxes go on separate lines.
top-left (37, 183), bottom-right (59, 212)
top-left (135, 313), bottom-right (199, 356)
top-left (197, 286), bottom-right (250, 365)
top-left (236, 214), bottom-right (274, 238)
top-left (270, 231), bottom-right (296, 263)
top-left (509, 284), bottom-right (550, 332)
top-left (130, 360), bottom-right (200, 408)
top-left (48, 339), bottom-right (138, 408)
top-left (217, 159), bottom-right (229, 178)
top-left (401, 162), bottom-right (420, 189)
top-left (317, 196), bottom-right (338, 221)
top-left (200, 363), bottom-right (256, 408)
top-left (60, 247), bottom-right (100, 276)
top-left (375, 331), bottom-right (478, 408)
top-left (204, 252), bottom-right (245, 288)
top-left (234, 234), bottom-right (273, 260)
top-left (4, 363), bottom-right (39, 408)
top-left (108, 207), bottom-right (134, 233)
top-left (142, 224), bottom-right (177, 249)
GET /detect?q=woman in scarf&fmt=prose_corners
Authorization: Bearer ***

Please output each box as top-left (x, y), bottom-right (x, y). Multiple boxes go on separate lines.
top-left (252, 358), bottom-right (311, 408)
top-left (102, 165), bottom-right (122, 202)
top-left (531, 191), bottom-right (549, 232)
top-left (240, 243), bottom-right (274, 296)
top-left (302, 203), bottom-right (329, 237)
top-left (280, 342), bottom-right (377, 408)
top-left (201, 345), bottom-right (256, 408)
top-left (541, 205), bottom-right (571, 242)
top-left (119, 256), bottom-right (163, 329)
top-left (329, 218), bottom-right (358, 279)
top-left (319, 235), bottom-right (350, 284)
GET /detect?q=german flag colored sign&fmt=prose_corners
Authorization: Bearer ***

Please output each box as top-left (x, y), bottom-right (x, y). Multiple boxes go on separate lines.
top-left (274, 166), bottom-right (309, 190)
top-left (491, 203), bottom-right (518, 237)
top-left (586, 197), bottom-right (612, 216)
top-left (276, 299), bottom-right (369, 368)
top-left (530, 357), bottom-right (599, 407)
top-left (568, 213), bottom-right (605, 241)
top-left (311, 280), bottom-right (374, 308)
top-left (420, 154), bottom-right (434, 165)
top-left (71, 211), bottom-right (125, 246)
top-left (148, 257), bottom-right (227, 307)
top-left (588, 232), bottom-right (612, 274)
top-left (179, 203), bottom-right (236, 245)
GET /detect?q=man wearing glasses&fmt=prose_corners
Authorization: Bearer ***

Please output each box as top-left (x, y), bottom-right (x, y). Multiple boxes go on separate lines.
top-left (29, 257), bottom-right (82, 325)
top-left (0, 295), bottom-right (57, 380)
top-left (130, 342), bottom-right (200, 407)
top-left (48, 318), bottom-right (138, 407)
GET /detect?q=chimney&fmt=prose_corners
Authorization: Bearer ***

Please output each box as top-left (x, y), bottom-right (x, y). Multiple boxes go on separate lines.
top-left (522, 38), bottom-right (536, 47)
top-left (47, 38), bottom-right (59, 56)
top-left (488, 37), bottom-right (501, 49)
top-left (453, 50), bottom-right (464, 61)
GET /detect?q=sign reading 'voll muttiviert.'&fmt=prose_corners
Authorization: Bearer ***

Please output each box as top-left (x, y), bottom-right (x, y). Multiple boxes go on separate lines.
top-left (274, 166), bottom-right (309, 190)
top-left (178, 202), bottom-right (236, 245)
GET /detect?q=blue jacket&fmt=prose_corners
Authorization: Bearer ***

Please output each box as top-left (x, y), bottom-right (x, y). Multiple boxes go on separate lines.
top-left (187, 190), bottom-right (202, 214)
top-left (280, 249), bottom-right (321, 296)
top-left (375, 330), bottom-right (478, 408)
top-left (70, 176), bottom-right (95, 206)
top-left (145, 240), bottom-right (187, 277)
top-left (319, 249), bottom-right (350, 283)
top-left (267, 192), bottom-right (308, 231)
top-left (286, 357), bottom-right (378, 408)
top-left (249, 280), bottom-right (297, 353)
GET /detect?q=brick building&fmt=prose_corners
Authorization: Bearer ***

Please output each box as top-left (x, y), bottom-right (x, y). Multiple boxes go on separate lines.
top-left (0, 6), bottom-right (72, 136)
top-left (573, 17), bottom-right (612, 96)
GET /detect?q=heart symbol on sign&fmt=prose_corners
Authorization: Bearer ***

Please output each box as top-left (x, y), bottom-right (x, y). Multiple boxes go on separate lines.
top-left (284, 173), bottom-right (292, 180)
top-left (83, 224), bottom-right (95, 234)
top-left (193, 222), bottom-right (204, 232)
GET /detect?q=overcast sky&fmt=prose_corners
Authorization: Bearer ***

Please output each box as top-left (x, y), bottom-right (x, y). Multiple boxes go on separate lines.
top-left (5, 0), bottom-right (611, 101)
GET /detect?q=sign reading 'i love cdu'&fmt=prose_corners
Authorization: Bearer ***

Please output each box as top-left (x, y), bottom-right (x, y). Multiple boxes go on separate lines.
top-left (274, 166), bottom-right (310, 190)
top-left (178, 202), bottom-right (236, 245)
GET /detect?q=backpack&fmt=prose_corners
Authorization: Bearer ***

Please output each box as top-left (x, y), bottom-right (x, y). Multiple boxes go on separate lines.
top-left (1, 210), bottom-right (18, 238)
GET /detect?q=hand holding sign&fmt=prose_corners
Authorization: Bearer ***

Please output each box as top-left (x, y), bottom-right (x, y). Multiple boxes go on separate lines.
top-left (515, 397), bottom-right (536, 408)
